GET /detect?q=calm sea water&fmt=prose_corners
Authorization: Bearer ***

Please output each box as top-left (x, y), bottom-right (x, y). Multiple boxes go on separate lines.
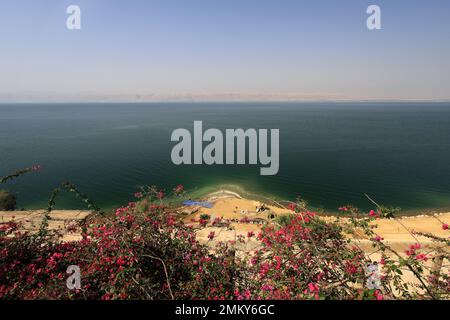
top-left (1, 102), bottom-right (450, 213)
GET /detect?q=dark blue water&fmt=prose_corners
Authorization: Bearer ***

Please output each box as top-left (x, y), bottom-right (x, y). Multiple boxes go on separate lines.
top-left (1, 102), bottom-right (450, 213)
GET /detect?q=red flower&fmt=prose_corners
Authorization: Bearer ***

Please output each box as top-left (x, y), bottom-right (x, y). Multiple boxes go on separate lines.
top-left (374, 290), bottom-right (384, 300)
top-left (274, 255), bottom-right (282, 270)
top-left (369, 210), bottom-right (379, 218)
top-left (442, 224), bottom-right (449, 230)
top-left (415, 254), bottom-right (428, 262)
top-left (305, 283), bottom-right (319, 300)
top-left (208, 231), bottom-right (215, 240)
top-left (372, 235), bottom-right (383, 242)
top-left (173, 185), bottom-right (184, 194)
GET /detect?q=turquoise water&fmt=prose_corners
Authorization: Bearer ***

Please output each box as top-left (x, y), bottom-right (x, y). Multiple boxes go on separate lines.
top-left (1, 102), bottom-right (450, 213)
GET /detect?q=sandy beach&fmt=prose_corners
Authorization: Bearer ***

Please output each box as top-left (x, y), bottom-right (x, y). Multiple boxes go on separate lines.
top-left (180, 194), bottom-right (449, 247)
top-left (2, 192), bottom-right (449, 248)
top-left (0, 210), bottom-right (91, 242)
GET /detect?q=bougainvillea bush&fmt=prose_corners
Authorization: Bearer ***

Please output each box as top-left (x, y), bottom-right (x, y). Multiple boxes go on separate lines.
top-left (0, 168), bottom-right (449, 300)
top-left (0, 186), bottom-right (238, 300)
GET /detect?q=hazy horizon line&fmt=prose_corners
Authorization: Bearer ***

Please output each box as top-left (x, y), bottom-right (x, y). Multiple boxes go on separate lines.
top-left (2, 92), bottom-right (450, 104)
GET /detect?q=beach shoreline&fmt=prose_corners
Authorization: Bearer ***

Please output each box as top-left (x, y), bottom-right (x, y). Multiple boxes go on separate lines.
top-left (2, 189), bottom-right (449, 249)
top-left (188, 187), bottom-right (450, 217)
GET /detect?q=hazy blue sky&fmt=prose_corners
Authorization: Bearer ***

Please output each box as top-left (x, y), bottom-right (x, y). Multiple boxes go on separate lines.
top-left (1, 0), bottom-right (450, 101)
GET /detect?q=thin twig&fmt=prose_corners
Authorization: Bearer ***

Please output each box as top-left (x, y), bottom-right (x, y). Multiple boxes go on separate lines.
top-left (142, 254), bottom-right (174, 300)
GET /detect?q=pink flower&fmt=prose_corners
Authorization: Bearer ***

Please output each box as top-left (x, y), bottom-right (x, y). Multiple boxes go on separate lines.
top-left (338, 206), bottom-right (348, 212)
top-left (308, 283), bottom-right (319, 293)
top-left (52, 252), bottom-right (63, 259)
top-left (134, 192), bottom-right (143, 199)
top-left (305, 283), bottom-right (319, 300)
top-left (287, 203), bottom-right (297, 212)
top-left (208, 231), bottom-right (215, 240)
top-left (274, 255), bottom-right (282, 270)
top-left (261, 284), bottom-right (274, 292)
top-left (415, 254), bottom-right (428, 262)
top-left (369, 210), bottom-right (379, 218)
top-left (372, 235), bottom-right (383, 242)
top-left (258, 263), bottom-right (270, 277)
top-left (442, 224), bottom-right (449, 230)
top-left (374, 290), bottom-right (384, 300)
top-left (102, 293), bottom-right (112, 300)
top-left (173, 185), bottom-right (184, 194)
top-left (116, 256), bottom-right (127, 266)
